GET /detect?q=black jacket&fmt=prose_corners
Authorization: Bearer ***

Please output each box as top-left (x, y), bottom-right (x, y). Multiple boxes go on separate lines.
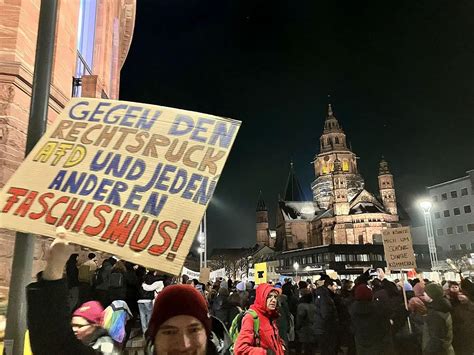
top-left (27, 278), bottom-right (100, 354)
top-left (313, 286), bottom-right (338, 335)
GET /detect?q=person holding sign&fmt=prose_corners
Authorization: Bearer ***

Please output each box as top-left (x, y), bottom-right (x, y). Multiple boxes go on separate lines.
top-left (234, 283), bottom-right (286, 355)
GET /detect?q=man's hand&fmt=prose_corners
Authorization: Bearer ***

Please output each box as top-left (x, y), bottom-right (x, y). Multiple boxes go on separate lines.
top-left (42, 227), bottom-right (74, 281)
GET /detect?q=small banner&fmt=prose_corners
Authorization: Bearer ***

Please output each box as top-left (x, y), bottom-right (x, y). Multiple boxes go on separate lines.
top-left (182, 266), bottom-right (201, 280)
top-left (0, 98), bottom-right (240, 275)
top-left (382, 227), bottom-right (417, 270)
top-left (254, 262), bottom-right (267, 285)
top-left (199, 267), bottom-right (210, 283)
top-left (210, 267), bottom-right (226, 280)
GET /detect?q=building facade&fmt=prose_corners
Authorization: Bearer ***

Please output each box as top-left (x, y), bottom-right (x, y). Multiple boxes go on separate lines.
top-left (0, 0), bottom-right (136, 292)
top-left (263, 104), bottom-right (401, 251)
top-left (427, 170), bottom-right (474, 253)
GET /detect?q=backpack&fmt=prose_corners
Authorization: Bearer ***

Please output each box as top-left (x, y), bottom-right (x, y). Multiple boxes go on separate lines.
top-left (78, 264), bottom-right (93, 284)
top-left (109, 272), bottom-right (124, 289)
top-left (229, 309), bottom-right (260, 349)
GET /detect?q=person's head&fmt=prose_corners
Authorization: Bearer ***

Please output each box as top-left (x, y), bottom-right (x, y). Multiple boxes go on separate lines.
top-left (298, 280), bottom-right (308, 290)
top-left (424, 283), bottom-right (444, 303)
top-left (448, 281), bottom-right (460, 294)
top-left (67, 253), bottom-right (79, 264)
top-left (354, 284), bottom-right (373, 302)
top-left (324, 279), bottom-right (338, 293)
top-left (342, 280), bottom-right (354, 292)
top-left (182, 274), bottom-right (189, 284)
top-left (71, 301), bottom-right (104, 342)
top-left (87, 253), bottom-right (96, 260)
top-left (147, 285), bottom-right (212, 355)
top-left (253, 283), bottom-right (281, 315)
top-left (112, 260), bottom-right (126, 273)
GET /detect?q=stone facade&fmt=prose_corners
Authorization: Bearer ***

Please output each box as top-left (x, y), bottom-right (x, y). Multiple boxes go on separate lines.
top-left (274, 104), bottom-right (401, 251)
top-left (0, 0), bottom-right (136, 294)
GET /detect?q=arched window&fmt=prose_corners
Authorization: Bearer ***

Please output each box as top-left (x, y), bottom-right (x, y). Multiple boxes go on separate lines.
top-left (327, 138), bottom-right (331, 145)
top-left (358, 235), bottom-right (364, 244)
top-left (335, 137), bottom-right (340, 144)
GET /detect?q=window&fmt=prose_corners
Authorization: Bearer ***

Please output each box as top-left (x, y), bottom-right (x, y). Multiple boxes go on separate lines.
top-left (454, 208), bottom-right (461, 215)
top-left (451, 191), bottom-right (458, 198)
top-left (444, 210), bottom-right (450, 217)
top-left (442, 193), bottom-right (448, 200)
top-left (358, 235), bottom-right (364, 244)
top-left (460, 244), bottom-right (467, 250)
top-left (335, 254), bottom-right (346, 262)
top-left (468, 224), bottom-right (474, 232)
top-left (335, 137), bottom-right (340, 144)
top-left (437, 229), bottom-right (444, 236)
top-left (301, 257), bottom-right (306, 264)
top-left (447, 227), bottom-right (454, 235)
top-left (457, 225), bottom-right (464, 234)
top-left (356, 254), bottom-right (369, 262)
top-left (432, 195), bottom-right (438, 202)
top-left (434, 212), bottom-right (441, 219)
top-left (465, 205), bottom-right (472, 213)
top-left (461, 188), bottom-right (468, 196)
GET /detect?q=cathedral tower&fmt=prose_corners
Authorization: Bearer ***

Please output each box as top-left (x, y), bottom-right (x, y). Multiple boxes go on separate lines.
top-left (378, 158), bottom-right (397, 215)
top-left (256, 191), bottom-right (269, 246)
top-left (312, 104), bottom-right (364, 208)
top-left (332, 157), bottom-right (350, 216)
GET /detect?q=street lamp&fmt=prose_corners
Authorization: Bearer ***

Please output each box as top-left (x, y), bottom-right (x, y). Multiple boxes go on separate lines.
top-left (293, 261), bottom-right (299, 280)
top-left (419, 200), bottom-right (439, 270)
top-left (198, 212), bottom-right (207, 269)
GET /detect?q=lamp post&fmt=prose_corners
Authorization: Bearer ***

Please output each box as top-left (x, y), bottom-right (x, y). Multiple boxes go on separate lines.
top-left (293, 261), bottom-right (299, 281)
top-left (419, 200), bottom-right (439, 270)
top-left (198, 212), bottom-right (207, 269)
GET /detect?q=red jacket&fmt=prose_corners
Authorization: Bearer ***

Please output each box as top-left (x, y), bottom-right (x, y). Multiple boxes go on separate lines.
top-left (234, 284), bottom-right (286, 355)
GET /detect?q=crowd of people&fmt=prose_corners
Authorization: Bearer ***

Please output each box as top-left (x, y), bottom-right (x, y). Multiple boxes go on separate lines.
top-left (25, 235), bottom-right (474, 354)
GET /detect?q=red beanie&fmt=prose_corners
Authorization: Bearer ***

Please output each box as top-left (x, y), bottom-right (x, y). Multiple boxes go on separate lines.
top-left (354, 284), bottom-right (373, 301)
top-left (146, 285), bottom-right (211, 339)
top-left (72, 301), bottom-right (104, 325)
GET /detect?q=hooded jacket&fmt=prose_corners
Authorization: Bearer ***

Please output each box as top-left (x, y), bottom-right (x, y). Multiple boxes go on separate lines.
top-left (422, 298), bottom-right (454, 355)
top-left (233, 284), bottom-right (285, 355)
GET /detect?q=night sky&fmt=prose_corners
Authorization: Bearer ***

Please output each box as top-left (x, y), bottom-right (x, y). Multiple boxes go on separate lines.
top-left (120, 0), bottom-right (474, 251)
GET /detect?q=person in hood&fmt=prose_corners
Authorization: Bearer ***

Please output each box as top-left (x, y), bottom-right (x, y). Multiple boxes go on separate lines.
top-left (422, 283), bottom-right (455, 355)
top-left (146, 284), bottom-right (231, 354)
top-left (234, 283), bottom-right (286, 355)
top-left (26, 231), bottom-right (120, 355)
top-left (349, 284), bottom-right (394, 355)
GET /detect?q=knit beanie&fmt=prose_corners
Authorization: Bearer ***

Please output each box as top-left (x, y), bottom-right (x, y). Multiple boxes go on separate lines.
top-left (72, 301), bottom-right (104, 325)
top-left (146, 285), bottom-right (211, 339)
top-left (425, 283), bottom-right (444, 301)
top-left (354, 284), bottom-right (373, 301)
top-left (413, 282), bottom-right (425, 297)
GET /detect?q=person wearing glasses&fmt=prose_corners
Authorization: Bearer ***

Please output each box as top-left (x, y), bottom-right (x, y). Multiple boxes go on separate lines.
top-left (234, 283), bottom-right (286, 355)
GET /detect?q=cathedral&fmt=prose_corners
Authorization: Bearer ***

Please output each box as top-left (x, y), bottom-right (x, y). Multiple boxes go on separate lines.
top-left (256, 104), bottom-right (401, 250)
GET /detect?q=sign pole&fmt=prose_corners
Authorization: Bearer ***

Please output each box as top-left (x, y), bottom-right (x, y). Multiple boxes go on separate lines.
top-left (4, 1), bottom-right (58, 354)
top-left (399, 271), bottom-right (412, 334)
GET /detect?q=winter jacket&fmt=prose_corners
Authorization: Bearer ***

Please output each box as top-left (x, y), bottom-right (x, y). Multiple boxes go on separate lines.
top-left (296, 300), bottom-right (317, 343)
top-left (313, 286), bottom-right (338, 335)
top-left (450, 296), bottom-right (474, 355)
top-left (276, 294), bottom-right (291, 344)
top-left (234, 284), bottom-right (285, 355)
top-left (26, 278), bottom-right (120, 355)
top-left (422, 298), bottom-right (454, 355)
top-left (94, 262), bottom-right (112, 291)
top-left (349, 299), bottom-right (393, 355)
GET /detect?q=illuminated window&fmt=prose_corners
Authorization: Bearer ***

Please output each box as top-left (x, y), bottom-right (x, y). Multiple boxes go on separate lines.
top-left (342, 160), bottom-right (349, 171)
top-left (322, 164), bottom-right (329, 174)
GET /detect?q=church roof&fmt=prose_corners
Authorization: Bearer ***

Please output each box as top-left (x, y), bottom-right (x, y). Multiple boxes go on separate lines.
top-left (279, 201), bottom-right (323, 221)
top-left (348, 189), bottom-right (386, 214)
top-left (284, 162), bottom-right (306, 201)
top-left (256, 190), bottom-right (267, 211)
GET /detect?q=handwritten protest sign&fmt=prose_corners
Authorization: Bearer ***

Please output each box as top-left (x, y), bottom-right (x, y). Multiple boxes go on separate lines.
top-left (0, 98), bottom-right (240, 275)
top-left (182, 266), bottom-right (200, 280)
top-left (210, 267), bottom-right (226, 280)
top-left (382, 227), bottom-right (417, 270)
top-left (254, 262), bottom-right (267, 285)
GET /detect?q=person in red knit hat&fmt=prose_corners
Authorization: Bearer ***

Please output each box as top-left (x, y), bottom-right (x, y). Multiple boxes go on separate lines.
top-left (233, 283), bottom-right (286, 355)
top-left (146, 283), bottom-right (231, 354)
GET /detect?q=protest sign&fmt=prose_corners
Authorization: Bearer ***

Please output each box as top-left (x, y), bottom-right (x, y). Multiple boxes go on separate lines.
top-left (210, 267), bottom-right (226, 280)
top-left (254, 262), bottom-right (267, 285)
top-left (0, 98), bottom-right (240, 275)
top-left (199, 267), bottom-right (210, 283)
top-left (382, 227), bottom-right (417, 270)
top-left (181, 266), bottom-right (200, 280)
